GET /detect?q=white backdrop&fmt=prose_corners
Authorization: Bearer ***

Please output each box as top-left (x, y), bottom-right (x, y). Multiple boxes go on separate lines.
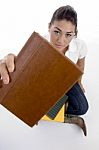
top-left (0, 0), bottom-right (98, 56)
top-left (0, 0), bottom-right (99, 150)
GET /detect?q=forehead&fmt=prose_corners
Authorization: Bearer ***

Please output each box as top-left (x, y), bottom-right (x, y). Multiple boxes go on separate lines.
top-left (51, 20), bottom-right (75, 32)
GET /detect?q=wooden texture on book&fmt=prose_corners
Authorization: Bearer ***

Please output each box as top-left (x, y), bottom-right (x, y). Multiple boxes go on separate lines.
top-left (0, 32), bottom-right (82, 127)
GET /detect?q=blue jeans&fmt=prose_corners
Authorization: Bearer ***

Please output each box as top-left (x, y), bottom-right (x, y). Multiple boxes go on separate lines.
top-left (66, 82), bottom-right (89, 115)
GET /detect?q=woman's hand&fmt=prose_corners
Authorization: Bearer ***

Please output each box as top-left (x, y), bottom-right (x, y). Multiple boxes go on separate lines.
top-left (0, 53), bottom-right (16, 84)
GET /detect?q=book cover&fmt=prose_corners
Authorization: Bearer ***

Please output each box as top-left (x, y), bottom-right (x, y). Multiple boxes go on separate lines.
top-left (0, 32), bottom-right (82, 127)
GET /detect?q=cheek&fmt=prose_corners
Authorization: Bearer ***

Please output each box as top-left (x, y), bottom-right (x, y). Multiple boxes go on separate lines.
top-left (65, 39), bottom-right (72, 46)
top-left (65, 41), bottom-right (70, 46)
top-left (50, 33), bottom-right (57, 43)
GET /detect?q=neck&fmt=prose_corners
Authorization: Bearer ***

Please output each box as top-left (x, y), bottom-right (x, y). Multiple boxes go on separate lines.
top-left (62, 46), bottom-right (69, 54)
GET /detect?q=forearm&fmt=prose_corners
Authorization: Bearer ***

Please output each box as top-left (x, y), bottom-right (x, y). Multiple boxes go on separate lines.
top-left (76, 57), bottom-right (85, 81)
top-left (76, 57), bottom-right (86, 92)
top-left (78, 76), bottom-right (82, 84)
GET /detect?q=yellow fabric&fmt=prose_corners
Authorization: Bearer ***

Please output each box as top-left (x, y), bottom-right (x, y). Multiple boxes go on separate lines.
top-left (42, 105), bottom-right (65, 122)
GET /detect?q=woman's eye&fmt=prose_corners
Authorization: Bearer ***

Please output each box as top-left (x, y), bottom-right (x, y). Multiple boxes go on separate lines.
top-left (54, 30), bottom-right (60, 35)
top-left (66, 33), bottom-right (72, 37)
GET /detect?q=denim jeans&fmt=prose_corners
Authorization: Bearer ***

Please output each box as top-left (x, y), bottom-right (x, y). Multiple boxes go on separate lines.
top-left (66, 82), bottom-right (89, 115)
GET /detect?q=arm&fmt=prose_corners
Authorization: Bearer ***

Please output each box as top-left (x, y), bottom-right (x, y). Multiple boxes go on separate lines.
top-left (0, 54), bottom-right (15, 84)
top-left (76, 57), bottom-right (85, 92)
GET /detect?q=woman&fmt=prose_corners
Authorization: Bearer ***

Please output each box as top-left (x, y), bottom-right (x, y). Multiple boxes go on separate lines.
top-left (0, 5), bottom-right (88, 136)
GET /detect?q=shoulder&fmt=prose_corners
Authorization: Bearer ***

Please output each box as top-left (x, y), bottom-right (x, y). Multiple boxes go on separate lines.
top-left (69, 38), bottom-right (87, 53)
top-left (70, 38), bottom-right (87, 49)
top-left (69, 38), bottom-right (88, 60)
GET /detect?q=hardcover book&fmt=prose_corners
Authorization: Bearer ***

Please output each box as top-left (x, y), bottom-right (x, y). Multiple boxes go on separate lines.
top-left (0, 32), bottom-right (82, 127)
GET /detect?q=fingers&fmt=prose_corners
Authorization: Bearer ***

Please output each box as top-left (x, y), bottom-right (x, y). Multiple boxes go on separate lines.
top-left (0, 60), bottom-right (10, 84)
top-left (0, 53), bottom-right (16, 84)
top-left (5, 53), bottom-right (16, 73)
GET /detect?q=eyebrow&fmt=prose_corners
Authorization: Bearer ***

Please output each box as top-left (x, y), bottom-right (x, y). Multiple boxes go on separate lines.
top-left (54, 27), bottom-right (74, 33)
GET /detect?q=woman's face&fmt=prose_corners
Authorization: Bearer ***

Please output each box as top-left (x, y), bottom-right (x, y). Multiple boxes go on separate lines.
top-left (49, 20), bottom-right (76, 53)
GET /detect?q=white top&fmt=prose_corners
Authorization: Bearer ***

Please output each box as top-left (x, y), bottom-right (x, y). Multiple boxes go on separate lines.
top-left (65, 38), bottom-right (87, 63)
top-left (45, 35), bottom-right (87, 64)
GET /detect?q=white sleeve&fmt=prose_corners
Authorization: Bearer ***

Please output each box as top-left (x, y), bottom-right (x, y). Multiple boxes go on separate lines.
top-left (78, 40), bottom-right (88, 59)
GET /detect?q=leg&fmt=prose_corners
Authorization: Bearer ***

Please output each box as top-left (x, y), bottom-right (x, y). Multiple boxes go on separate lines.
top-left (64, 82), bottom-right (88, 136)
top-left (66, 82), bottom-right (89, 115)
top-left (64, 114), bottom-right (87, 136)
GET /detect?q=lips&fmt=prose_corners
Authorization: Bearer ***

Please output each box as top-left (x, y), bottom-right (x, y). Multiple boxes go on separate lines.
top-left (55, 44), bottom-right (63, 48)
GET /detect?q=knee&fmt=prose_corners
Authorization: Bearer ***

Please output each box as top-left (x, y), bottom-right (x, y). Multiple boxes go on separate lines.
top-left (79, 102), bottom-right (89, 115)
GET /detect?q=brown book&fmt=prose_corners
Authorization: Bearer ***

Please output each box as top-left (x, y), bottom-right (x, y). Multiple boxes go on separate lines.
top-left (0, 32), bottom-right (82, 127)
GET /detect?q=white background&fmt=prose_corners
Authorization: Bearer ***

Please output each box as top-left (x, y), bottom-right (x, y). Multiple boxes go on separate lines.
top-left (0, 0), bottom-right (99, 150)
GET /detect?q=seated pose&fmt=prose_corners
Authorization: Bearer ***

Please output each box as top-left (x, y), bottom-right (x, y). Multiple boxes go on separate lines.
top-left (0, 5), bottom-right (89, 136)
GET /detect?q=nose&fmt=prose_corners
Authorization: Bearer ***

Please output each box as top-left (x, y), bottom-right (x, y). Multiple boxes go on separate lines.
top-left (57, 34), bottom-right (67, 44)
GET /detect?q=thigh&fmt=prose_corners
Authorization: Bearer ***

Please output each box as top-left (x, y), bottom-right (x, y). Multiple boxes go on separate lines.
top-left (66, 82), bottom-right (89, 115)
top-left (67, 82), bottom-right (86, 99)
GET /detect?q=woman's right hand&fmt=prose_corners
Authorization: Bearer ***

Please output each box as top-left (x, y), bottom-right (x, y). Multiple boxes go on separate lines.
top-left (0, 54), bottom-right (16, 84)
